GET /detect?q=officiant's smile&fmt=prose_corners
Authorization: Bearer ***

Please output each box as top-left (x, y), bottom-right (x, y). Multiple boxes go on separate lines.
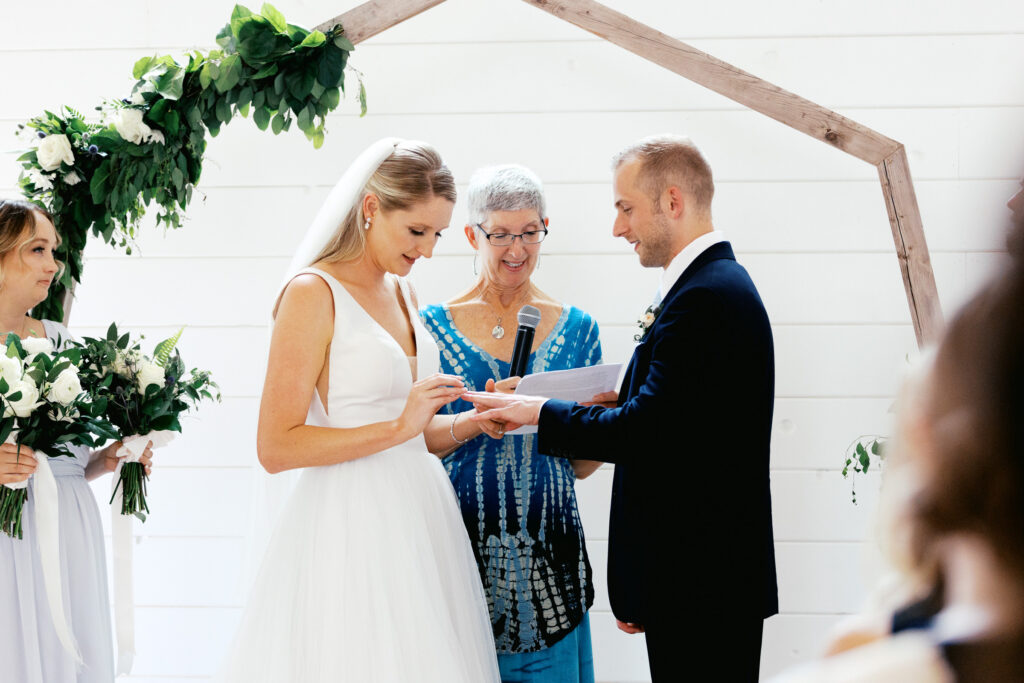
top-left (468, 207), bottom-right (548, 288)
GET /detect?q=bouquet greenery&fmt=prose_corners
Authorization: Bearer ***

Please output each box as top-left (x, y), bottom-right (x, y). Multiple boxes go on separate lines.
top-left (0, 334), bottom-right (115, 538)
top-left (74, 324), bottom-right (219, 520)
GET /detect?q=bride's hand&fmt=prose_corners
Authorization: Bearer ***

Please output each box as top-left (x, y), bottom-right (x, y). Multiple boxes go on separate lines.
top-left (398, 373), bottom-right (467, 439)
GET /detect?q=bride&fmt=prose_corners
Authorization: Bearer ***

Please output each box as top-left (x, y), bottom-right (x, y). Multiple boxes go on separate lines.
top-left (220, 139), bottom-right (501, 682)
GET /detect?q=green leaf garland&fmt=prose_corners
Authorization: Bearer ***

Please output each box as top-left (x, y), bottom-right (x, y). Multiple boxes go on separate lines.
top-left (15, 3), bottom-right (363, 322)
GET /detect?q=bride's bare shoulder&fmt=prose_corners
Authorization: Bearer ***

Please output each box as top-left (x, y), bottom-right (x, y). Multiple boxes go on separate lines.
top-left (274, 272), bottom-right (334, 321)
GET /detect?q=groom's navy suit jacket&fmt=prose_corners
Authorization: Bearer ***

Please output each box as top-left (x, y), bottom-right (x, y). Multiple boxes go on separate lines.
top-left (538, 241), bottom-right (778, 627)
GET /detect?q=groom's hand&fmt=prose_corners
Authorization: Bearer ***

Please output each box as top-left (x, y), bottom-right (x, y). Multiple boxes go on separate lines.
top-left (616, 619), bottom-right (645, 634)
top-left (465, 391), bottom-right (543, 431)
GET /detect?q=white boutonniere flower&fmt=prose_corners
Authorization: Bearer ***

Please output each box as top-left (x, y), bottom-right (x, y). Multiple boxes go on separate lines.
top-left (634, 303), bottom-right (663, 342)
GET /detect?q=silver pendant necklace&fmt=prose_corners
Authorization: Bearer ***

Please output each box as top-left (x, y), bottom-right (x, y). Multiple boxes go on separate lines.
top-left (482, 289), bottom-right (530, 339)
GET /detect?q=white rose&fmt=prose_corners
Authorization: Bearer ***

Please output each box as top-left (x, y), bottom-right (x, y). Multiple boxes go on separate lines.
top-left (114, 109), bottom-right (152, 145)
top-left (63, 170), bottom-right (82, 186)
top-left (112, 349), bottom-right (138, 377)
top-left (48, 367), bottom-right (83, 406)
top-left (0, 354), bottom-right (22, 388)
top-left (20, 336), bottom-right (54, 364)
top-left (36, 134), bottom-right (75, 172)
top-left (136, 360), bottom-right (165, 395)
top-left (5, 379), bottom-right (42, 418)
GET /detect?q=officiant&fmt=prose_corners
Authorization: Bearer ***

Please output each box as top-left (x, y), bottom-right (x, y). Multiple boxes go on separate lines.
top-left (420, 164), bottom-right (603, 683)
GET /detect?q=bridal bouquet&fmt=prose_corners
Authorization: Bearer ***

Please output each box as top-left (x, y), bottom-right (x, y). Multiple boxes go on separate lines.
top-left (74, 324), bottom-right (219, 520)
top-left (0, 334), bottom-right (114, 538)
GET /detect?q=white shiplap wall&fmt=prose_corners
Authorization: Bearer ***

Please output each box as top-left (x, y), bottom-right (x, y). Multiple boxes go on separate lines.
top-left (2, 1), bottom-right (1024, 680)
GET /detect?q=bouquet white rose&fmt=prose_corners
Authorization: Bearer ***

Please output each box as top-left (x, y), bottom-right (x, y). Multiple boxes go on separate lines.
top-left (135, 360), bottom-right (164, 395)
top-left (49, 367), bottom-right (83, 406)
top-left (0, 334), bottom-right (113, 538)
top-left (5, 379), bottom-right (42, 418)
top-left (21, 336), bottom-right (55, 363)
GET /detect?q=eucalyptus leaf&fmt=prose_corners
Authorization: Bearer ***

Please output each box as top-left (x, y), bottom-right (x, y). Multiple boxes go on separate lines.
top-left (253, 106), bottom-right (271, 131)
top-left (133, 56), bottom-right (156, 80)
top-left (298, 29), bottom-right (326, 49)
top-left (260, 3), bottom-right (288, 33)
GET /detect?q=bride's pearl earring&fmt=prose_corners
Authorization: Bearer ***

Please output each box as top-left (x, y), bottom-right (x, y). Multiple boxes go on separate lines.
top-left (363, 219), bottom-right (371, 230)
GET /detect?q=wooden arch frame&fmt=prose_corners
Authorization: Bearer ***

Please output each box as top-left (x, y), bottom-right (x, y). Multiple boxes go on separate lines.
top-left (318, 0), bottom-right (942, 346)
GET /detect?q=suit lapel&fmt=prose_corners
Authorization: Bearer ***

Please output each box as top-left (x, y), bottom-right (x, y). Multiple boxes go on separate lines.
top-left (618, 241), bottom-right (737, 403)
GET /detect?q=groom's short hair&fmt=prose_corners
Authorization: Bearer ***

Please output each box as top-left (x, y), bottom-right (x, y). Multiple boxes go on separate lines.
top-left (612, 135), bottom-right (714, 216)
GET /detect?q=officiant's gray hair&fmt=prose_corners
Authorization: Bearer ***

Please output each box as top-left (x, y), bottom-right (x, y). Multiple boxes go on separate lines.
top-left (613, 134), bottom-right (714, 217)
top-left (314, 141), bottom-right (456, 264)
top-left (466, 164), bottom-right (547, 226)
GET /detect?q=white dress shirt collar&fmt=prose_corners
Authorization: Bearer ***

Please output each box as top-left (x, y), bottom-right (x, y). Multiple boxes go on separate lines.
top-left (658, 230), bottom-right (727, 300)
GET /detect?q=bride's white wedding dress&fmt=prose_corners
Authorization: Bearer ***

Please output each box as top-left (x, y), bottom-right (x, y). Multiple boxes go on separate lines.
top-left (220, 268), bottom-right (500, 682)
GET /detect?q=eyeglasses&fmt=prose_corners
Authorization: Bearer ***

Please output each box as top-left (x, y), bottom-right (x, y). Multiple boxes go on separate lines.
top-left (475, 224), bottom-right (549, 246)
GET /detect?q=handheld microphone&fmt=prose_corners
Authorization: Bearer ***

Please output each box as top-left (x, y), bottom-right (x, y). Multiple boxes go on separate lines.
top-left (508, 305), bottom-right (541, 378)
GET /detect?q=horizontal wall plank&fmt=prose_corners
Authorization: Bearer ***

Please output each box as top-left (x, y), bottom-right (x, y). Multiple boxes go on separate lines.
top-left (771, 470), bottom-right (883, 542)
top-left (4, 108), bottom-right (1014, 190)
top-left (761, 613), bottom-right (848, 678)
top-left (771, 397), bottom-right (896, 470)
top-left (69, 251), bottom-right (989, 334)
top-left (0, 178), bottom-right (997, 260)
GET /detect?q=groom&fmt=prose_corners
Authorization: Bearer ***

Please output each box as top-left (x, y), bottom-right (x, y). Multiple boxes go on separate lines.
top-left (469, 135), bottom-right (777, 680)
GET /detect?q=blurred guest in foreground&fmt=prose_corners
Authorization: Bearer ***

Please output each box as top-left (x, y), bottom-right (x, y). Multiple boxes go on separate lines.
top-left (772, 219), bottom-right (1024, 682)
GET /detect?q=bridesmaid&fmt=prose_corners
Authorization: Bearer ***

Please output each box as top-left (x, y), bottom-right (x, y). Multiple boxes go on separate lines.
top-left (0, 199), bottom-right (152, 683)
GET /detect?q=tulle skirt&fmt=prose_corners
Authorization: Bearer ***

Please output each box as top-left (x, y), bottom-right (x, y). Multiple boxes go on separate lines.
top-left (219, 442), bottom-right (500, 682)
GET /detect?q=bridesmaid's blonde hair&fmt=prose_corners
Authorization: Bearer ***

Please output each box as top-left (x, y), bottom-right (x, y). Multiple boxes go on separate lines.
top-left (313, 141), bottom-right (456, 265)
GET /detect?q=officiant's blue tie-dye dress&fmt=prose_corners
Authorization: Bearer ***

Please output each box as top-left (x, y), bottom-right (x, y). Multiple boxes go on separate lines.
top-left (421, 303), bottom-right (601, 682)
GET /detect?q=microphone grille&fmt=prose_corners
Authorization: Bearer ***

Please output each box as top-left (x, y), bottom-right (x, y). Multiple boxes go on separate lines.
top-left (517, 305), bottom-right (542, 328)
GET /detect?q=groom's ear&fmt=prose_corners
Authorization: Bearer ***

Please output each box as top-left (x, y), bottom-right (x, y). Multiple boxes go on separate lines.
top-left (663, 186), bottom-right (686, 220)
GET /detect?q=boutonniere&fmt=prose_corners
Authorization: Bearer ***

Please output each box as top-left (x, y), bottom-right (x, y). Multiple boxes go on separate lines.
top-left (634, 303), bottom-right (663, 342)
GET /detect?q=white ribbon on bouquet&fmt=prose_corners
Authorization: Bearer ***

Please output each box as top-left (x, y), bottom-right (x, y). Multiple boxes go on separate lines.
top-left (2, 433), bottom-right (81, 664)
top-left (110, 429), bottom-right (175, 675)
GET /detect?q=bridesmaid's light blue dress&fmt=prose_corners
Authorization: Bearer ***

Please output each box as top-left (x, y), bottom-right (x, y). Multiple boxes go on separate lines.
top-left (0, 319), bottom-right (114, 682)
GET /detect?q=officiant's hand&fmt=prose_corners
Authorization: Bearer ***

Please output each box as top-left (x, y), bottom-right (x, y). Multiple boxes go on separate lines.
top-left (582, 390), bottom-right (618, 409)
top-left (465, 391), bottom-right (543, 431)
top-left (616, 619), bottom-right (645, 634)
top-left (0, 443), bottom-right (37, 485)
top-left (484, 377), bottom-right (520, 394)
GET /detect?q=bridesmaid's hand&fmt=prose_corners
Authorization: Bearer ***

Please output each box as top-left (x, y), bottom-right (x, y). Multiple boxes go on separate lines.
top-left (0, 443), bottom-right (37, 484)
top-left (99, 440), bottom-right (155, 476)
top-left (398, 374), bottom-right (467, 439)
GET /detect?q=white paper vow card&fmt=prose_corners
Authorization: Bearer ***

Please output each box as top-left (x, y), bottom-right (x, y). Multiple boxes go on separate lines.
top-left (508, 364), bottom-right (623, 435)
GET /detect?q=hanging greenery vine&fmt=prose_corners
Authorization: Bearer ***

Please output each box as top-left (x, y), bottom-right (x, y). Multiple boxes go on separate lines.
top-left (15, 3), bottom-right (364, 321)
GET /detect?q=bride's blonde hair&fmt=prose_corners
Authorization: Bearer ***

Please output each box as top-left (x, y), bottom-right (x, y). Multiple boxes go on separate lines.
top-left (313, 141), bottom-right (456, 265)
